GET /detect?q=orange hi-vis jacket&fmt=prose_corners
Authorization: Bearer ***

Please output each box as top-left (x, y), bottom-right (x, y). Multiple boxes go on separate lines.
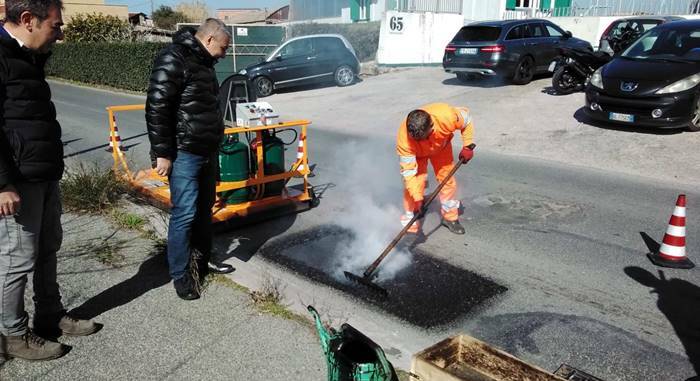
top-left (396, 103), bottom-right (474, 202)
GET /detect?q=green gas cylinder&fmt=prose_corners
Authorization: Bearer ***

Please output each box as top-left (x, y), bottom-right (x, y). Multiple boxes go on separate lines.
top-left (250, 131), bottom-right (285, 198)
top-left (219, 134), bottom-right (249, 205)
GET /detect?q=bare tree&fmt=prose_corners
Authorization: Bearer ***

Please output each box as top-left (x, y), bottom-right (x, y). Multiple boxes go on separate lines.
top-left (175, 0), bottom-right (210, 23)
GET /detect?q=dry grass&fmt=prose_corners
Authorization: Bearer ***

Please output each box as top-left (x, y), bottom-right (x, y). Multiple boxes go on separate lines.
top-left (61, 164), bottom-right (125, 213)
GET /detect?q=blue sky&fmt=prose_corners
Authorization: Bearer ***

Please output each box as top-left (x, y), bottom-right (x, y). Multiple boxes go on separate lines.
top-left (108, 0), bottom-right (289, 16)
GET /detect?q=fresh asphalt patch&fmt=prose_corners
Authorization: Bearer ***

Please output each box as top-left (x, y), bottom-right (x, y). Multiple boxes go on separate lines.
top-left (259, 225), bottom-right (507, 328)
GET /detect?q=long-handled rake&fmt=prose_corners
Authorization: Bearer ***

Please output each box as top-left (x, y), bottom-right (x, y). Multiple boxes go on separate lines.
top-left (344, 144), bottom-right (475, 295)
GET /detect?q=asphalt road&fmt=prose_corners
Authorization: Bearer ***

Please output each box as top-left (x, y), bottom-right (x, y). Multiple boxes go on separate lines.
top-left (51, 77), bottom-right (700, 381)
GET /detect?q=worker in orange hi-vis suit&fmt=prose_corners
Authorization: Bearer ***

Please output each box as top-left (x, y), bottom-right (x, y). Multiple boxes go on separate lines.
top-left (396, 103), bottom-right (475, 235)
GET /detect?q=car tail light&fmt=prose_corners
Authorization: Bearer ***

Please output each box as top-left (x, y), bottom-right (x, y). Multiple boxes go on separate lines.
top-left (445, 45), bottom-right (456, 52)
top-left (480, 45), bottom-right (505, 53)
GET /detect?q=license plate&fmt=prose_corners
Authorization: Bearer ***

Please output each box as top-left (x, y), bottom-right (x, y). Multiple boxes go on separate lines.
top-left (609, 112), bottom-right (635, 123)
top-left (458, 48), bottom-right (478, 55)
top-left (548, 61), bottom-right (557, 72)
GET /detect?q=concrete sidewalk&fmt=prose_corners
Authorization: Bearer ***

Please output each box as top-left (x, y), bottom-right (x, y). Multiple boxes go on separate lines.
top-left (0, 212), bottom-right (326, 380)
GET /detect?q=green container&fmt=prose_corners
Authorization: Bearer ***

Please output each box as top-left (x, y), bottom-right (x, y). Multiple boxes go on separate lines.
top-left (308, 306), bottom-right (396, 381)
top-left (219, 134), bottom-right (249, 205)
top-left (250, 132), bottom-right (285, 198)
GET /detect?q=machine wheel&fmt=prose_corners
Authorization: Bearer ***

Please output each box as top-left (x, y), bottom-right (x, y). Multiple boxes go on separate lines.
top-left (688, 96), bottom-right (700, 132)
top-left (253, 76), bottom-right (274, 97)
top-left (334, 64), bottom-right (355, 87)
top-left (308, 187), bottom-right (321, 208)
top-left (512, 56), bottom-right (535, 85)
top-left (552, 66), bottom-right (582, 95)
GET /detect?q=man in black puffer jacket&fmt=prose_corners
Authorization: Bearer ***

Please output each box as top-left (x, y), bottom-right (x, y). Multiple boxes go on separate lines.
top-left (0, 0), bottom-right (100, 362)
top-left (146, 18), bottom-right (234, 301)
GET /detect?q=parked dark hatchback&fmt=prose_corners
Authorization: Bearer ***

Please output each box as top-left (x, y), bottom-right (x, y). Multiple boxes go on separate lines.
top-left (443, 19), bottom-right (591, 85)
top-left (585, 20), bottom-right (700, 131)
top-left (240, 34), bottom-right (360, 97)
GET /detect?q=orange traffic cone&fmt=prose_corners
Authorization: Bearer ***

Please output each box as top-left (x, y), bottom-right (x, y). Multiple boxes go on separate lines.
top-left (647, 194), bottom-right (695, 269)
top-left (296, 135), bottom-right (306, 172)
top-left (106, 114), bottom-right (127, 153)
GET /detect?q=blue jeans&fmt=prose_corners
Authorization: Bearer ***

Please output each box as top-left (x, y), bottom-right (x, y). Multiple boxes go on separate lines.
top-left (167, 150), bottom-right (217, 280)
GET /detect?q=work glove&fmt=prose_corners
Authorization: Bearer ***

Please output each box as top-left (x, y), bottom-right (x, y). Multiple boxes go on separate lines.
top-left (413, 201), bottom-right (424, 217)
top-left (459, 146), bottom-right (474, 163)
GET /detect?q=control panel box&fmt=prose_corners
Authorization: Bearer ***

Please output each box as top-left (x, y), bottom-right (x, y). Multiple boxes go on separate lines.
top-left (235, 102), bottom-right (280, 127)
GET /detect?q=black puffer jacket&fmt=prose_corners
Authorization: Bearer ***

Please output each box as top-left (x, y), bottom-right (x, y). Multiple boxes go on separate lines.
top-left (0, 28), bottom-right (63, 186)
top-left (146, 28), bottom-right (223, 158)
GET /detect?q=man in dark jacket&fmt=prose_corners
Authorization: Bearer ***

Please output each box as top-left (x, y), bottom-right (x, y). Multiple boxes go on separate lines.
top-left (146, 18), bottom-right (234, 301)
top-left (0, 0), bottom-right (99, 361)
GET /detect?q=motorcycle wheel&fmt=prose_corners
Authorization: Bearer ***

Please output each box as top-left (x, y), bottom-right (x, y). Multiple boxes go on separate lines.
top-left (552, 67), bottom-right (582, 95)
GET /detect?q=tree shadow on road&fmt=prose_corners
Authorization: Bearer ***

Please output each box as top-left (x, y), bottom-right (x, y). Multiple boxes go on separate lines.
top-left (624, 266), bottom-right (700, 380)
top-left (573, 108), bottom-right (684, 135)
top-left (69, 244), bottom-right (170, 320)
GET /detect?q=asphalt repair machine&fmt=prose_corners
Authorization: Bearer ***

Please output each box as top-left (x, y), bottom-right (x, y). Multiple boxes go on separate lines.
top-left (106, 74), bottom-right (319, 229)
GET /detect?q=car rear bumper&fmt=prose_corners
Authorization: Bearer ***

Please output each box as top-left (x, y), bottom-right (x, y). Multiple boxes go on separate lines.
top-left (444, 67), bottom-right (498, 76)
top-left (584, 88), bottom-right (696, 128)
top-left (443, 56), bottom-right (516, 77)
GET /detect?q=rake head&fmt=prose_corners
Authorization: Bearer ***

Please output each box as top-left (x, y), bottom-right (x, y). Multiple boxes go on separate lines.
top-left (343, 271), bottom-right (388, 296)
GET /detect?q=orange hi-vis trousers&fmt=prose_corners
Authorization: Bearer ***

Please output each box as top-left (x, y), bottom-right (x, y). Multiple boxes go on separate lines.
top-left (400, 144), bottom-right (460, 233)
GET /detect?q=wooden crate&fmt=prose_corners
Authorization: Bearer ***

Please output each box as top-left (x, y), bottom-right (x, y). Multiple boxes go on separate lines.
top-left (410, 334), bottom-right (567, 381)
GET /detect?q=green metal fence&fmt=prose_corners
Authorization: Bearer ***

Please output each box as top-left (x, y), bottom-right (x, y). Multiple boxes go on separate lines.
top-left (177, 23), bottom-right (286, 82)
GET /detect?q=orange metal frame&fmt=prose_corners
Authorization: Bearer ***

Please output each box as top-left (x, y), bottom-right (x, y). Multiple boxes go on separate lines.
top-left (106, 104), bottom-right (314, 224)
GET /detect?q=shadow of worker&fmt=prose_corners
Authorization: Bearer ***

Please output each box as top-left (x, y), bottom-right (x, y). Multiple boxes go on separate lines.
top-left (70, 251), bottom-right (170, 320)
top-left (625, 266), bottom-right (700, 380)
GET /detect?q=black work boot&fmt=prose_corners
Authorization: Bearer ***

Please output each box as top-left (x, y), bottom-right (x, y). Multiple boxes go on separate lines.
top-left (441, 219), bottom-right (465, 235)
top-left (174, 274), bottom-right (200, 300)
top-left (0, 330), bottom-right (69, 361)
top-left (207, 261), bottom-right (235, 274)
top-left (34, 312), bottom-right (102, 338)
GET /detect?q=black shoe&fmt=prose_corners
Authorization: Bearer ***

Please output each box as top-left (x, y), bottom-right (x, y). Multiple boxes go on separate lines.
top-left (207, 261), bottom-right (235, 274)
top-left (441, 219), bottom-right (465, 235)
top-left (174, 275), bottom-right (200, 300)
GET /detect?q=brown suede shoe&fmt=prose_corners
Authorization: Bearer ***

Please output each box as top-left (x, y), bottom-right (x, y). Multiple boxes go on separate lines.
top-left (0, 330), bottom-right (68, 361)
top-left (34, 314), bottom-right (102, 338)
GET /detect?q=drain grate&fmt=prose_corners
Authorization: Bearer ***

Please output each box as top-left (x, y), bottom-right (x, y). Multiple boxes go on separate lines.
top-left (260, 225), bottom-right (507, 328)
top-left (554, 364), bottom-right (605, 381)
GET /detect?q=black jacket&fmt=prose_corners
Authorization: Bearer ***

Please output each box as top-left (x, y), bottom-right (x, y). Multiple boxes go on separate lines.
top-left (146, 28), bottom-right (223, 159)
top-left (0, 27), bottom-right (63, 186)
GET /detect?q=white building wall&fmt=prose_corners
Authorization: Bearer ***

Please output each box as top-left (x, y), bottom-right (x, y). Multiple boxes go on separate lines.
top-left (462, 0), bottom-right (506, 23)
top-left (377, 10), bottom-right (464, 65)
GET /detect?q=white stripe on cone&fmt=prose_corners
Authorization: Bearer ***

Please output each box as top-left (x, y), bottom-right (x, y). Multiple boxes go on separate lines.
top-left (673, 206), bottom-right (686, 217)
top-left (665, 225), bottom-right (686, 237)
top-left (660, 243), bottom-right (686, 259)
top-left (297, 138), bottom-right (305, 171)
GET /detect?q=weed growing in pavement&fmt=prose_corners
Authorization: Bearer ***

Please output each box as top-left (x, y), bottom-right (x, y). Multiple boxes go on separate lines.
top-left (250, 276), bottom-right (308, 324)
top-left (111, 210), bottom-right (146, 230)
top-left (61, 163), bottom-right (125, 213)
top-left (207, 274), bottom-right (250, 293)
top-left (92, 239), bottom-right (127, 267)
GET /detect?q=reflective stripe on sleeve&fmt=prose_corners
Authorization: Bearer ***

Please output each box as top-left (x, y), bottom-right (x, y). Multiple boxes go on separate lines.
top-left (458, 109), bottom-right (471, 128)
top-left (401, 168), bottom-right (418, 178)
top-left (399, 155), bottom-right (416, 163)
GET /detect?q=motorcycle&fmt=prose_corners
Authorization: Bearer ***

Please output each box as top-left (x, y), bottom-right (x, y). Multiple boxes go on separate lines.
top-left (549, 47), bottom-right (612, 95)
top-left (549, 27), bottom-right (641, 95)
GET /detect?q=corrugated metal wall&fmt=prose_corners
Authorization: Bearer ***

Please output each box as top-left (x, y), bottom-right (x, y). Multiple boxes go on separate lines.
top-left (289, 0), bottom-right (347, 21)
